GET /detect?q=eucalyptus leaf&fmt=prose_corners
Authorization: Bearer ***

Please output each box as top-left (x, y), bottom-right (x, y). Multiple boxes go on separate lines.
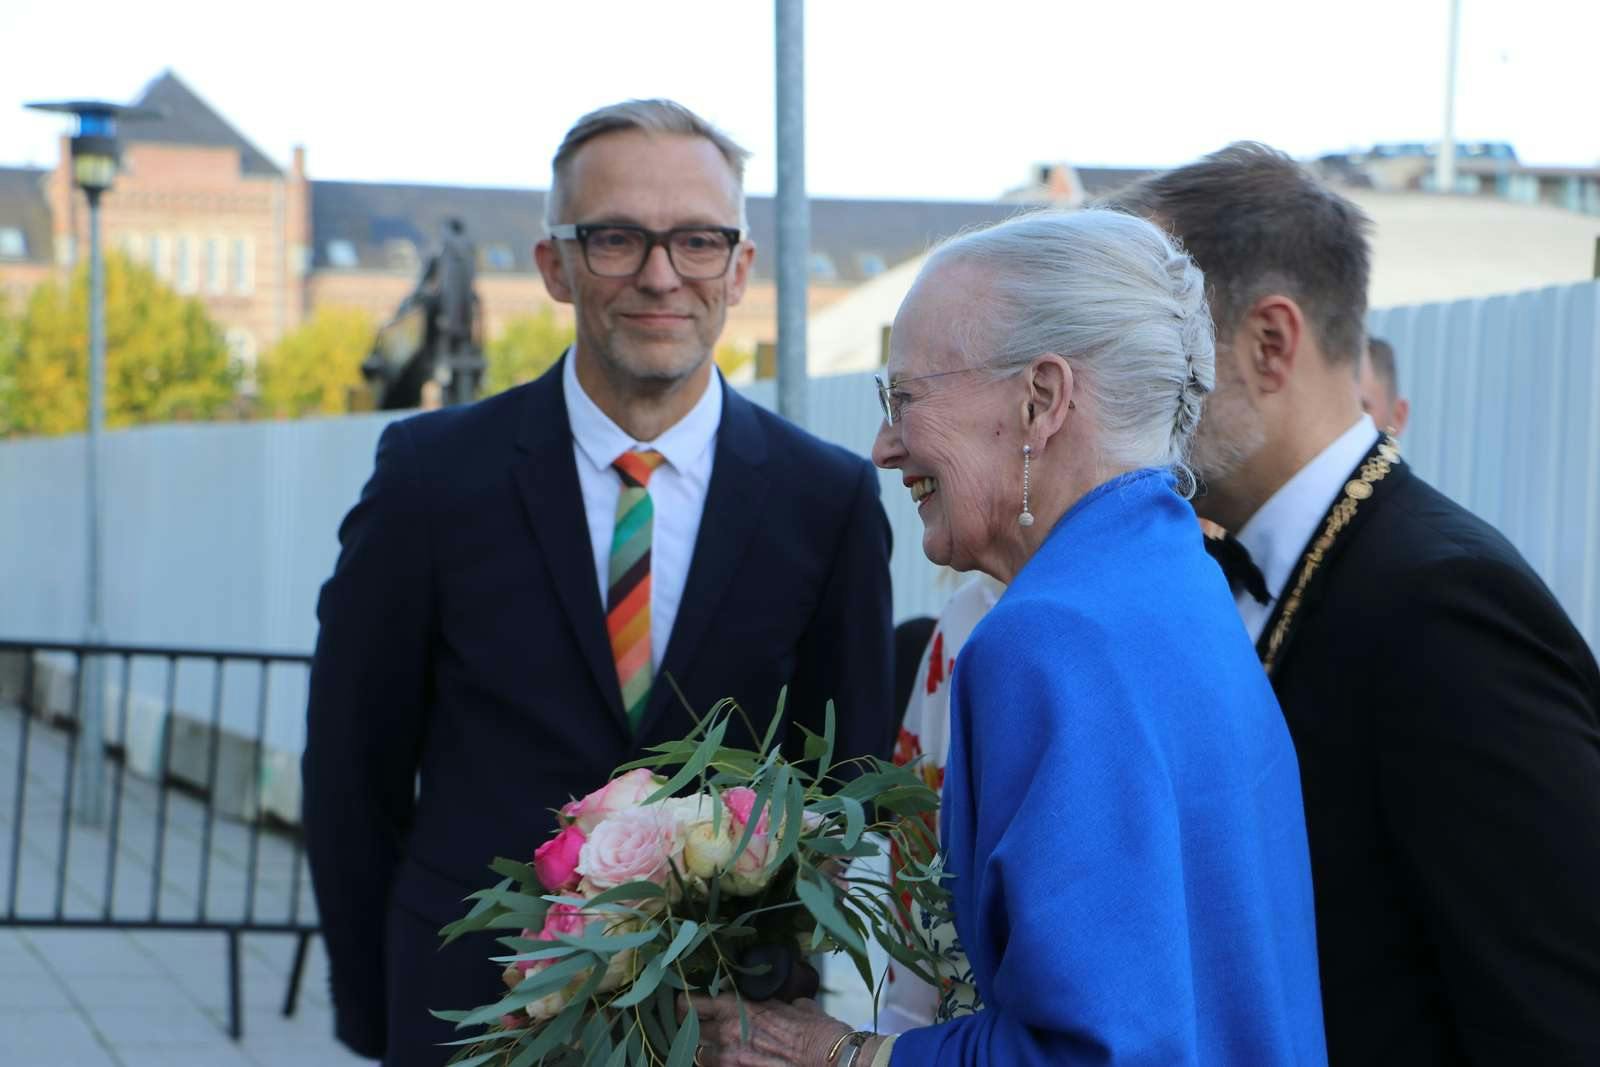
top-left (458, 953), bottom-right (594, 1028)
top-left (490, 858), bottom-right (541, 886)
top-left (818, 700), bottom-right (837, 784)
top-left (759, 686), bottom-right (787, 758)
top-left (444, 1049), bottom-right (509, 1067)
top-left (646, 718), bottom-right (730, 803)
top-left (664, 1003), bottom-right (700, 1067)
top-left (794, 878), bottom-right (866, 955)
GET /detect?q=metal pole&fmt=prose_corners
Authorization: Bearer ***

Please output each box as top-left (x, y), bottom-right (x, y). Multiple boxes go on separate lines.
top-left (1435, 0), bottom-right (1462, 195)
top-left (76, 188), bottom-right (107, 825)
top-left (775, 0), bottom-right (810, 427)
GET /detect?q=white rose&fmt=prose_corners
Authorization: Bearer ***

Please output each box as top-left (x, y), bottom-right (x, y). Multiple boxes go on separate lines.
top-left (719, 830), bottom-right (775, 897)
top-left (683, 820), bottom-right (737, 880)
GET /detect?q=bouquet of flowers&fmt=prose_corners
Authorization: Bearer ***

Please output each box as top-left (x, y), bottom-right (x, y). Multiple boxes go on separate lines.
top-left (434, 697), bottom-right (948, 1066)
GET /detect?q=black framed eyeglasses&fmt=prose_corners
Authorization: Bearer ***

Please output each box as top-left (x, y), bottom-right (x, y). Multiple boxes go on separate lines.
top-left (874, 368), bottom-right (979, 426)
top-left (547, 223), bottom-right (744, 280)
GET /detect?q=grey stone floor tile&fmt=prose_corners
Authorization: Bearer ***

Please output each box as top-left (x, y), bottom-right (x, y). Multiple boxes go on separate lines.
top-left (22, 929), bottom-right (159, 978)
top-left (89, 1001), bottom-right (229, 1044)
top-left (0, 970), bottom-right (75, 1010)
top-left (55, 973), bottom-right (199, 1009)
top-left (113, 1041), bottom-right (259, 1067)
top-left (0, 930), bottom-right (52, 977)
top-left (0, 1007), bottom-right (117, 1063)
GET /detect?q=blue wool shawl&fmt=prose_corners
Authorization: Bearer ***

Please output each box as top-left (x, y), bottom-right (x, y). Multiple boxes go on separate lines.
top-left (892, 469), bottom-right (1327, 1066)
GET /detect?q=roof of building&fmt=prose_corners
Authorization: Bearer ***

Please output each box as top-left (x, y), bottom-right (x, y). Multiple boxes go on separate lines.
top-left (1002, 164), bottom-right (1157, 203)
top-left (1350, 189), bottom-right (1600, 307)
top-left (310, 180), bottom-right (546, 272)
top-left (1456, 159), bottom-right (1600, 180)
top-left (124, 71), bottom-right (281, 177)
top-left (809, 189), bottom-right (1600, 376)
top-left (0, 166), bottom-right (52, 266)
top-left (308, 179), bottom-right (1028, 283)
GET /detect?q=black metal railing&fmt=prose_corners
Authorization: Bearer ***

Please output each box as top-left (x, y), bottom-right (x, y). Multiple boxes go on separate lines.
top-left (0, 639), bottom-right (318, 1041)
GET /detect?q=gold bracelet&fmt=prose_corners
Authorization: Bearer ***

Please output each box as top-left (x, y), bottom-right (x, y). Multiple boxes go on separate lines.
top-left (825, 1030), bottom-right (855, 1064)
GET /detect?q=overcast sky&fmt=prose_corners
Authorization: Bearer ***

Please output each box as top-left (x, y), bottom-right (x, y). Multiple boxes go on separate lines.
top-left (2, 0), bottom-right (1595, 201)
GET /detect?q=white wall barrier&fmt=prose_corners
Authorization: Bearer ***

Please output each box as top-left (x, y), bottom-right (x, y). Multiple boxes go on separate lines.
top-left (2, 281), bottom-right (1596, 774)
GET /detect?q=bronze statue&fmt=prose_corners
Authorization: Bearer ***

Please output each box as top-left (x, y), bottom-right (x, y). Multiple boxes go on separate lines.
top-left (362, 218), bottom-right (486, 409)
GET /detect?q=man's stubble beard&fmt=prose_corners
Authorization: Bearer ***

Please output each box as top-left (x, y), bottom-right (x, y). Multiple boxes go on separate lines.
top-left (597, 334), bottom-right (716, 398)
top-left (1189, 371), bottom-right (1267, 494)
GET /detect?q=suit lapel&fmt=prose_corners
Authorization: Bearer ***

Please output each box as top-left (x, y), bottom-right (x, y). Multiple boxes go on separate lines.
top-left (1258, 437), bottom-right (1409, 678)
top-left (512, 357), bottom-right (630, 734)
top-left (636, 383), bottom-right (771, 737)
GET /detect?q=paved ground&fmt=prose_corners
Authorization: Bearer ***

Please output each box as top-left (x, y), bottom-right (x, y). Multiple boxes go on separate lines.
top-left (0, 701), bottom-right (366, 1066)
top-left (0, 701), bottom-right (880, 1065)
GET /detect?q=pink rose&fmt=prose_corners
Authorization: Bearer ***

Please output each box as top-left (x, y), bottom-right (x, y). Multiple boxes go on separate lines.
top-left (722, 787), bottom-right (770, 835)
top-left (576, 806), bottom-right (682, 889)
top-left (500, 907), bottom-right (589, 1024)
top-left (533, 824), bottom-right (587, 892)
top-left (719, 788), bottom-right (778, 896)
top-left (562, 769), bottom-right (665, 834)
top-left (540, 901), bottom-right (588, 939)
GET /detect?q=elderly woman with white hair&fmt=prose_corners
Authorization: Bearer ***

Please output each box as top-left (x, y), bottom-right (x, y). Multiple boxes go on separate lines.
top-left (688, 209), bottom-right (1327, 1066)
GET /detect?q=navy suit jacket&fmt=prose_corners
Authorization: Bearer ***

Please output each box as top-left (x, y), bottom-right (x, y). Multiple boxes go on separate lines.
top-left (302, 362), bottom-right (895, 1062)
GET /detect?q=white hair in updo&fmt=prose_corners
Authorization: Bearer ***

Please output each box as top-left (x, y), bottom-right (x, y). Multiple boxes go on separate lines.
top-left (926, 209), bottom-right (1215, 497)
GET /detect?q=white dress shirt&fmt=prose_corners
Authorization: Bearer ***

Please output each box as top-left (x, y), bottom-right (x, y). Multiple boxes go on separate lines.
top-left (1234, 415), bottom-right (1380, 642)
top-left (563, 351), bottom-right (721, 670)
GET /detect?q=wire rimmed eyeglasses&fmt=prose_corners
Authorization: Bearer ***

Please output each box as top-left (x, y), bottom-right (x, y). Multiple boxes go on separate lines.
top-left (874, 368), bottom-right (980, 426)
top-left (547, 223), bottom-right (744, 280)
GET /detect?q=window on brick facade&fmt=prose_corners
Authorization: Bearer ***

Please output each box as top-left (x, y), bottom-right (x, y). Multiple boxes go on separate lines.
top-left (858, 252), bottom-right (887, 278)
top-left (175, 236), bottom-right (194, 292)
top-left (204, 238), bottom-right (223, 294)
top-left (231, 238), bottom-right (253, 295)
top-left (0, 227), bottom-right (29, 259)
top-left (148, 234), bottom-right (165, 278)
top-left (326, 240), bottom-right (359, 269)
top-left (808, 252), bottom-right (838, 281)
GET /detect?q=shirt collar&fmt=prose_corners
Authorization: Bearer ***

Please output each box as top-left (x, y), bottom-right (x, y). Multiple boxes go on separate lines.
top-left (1237, 414), bottom-right (1380, 604)
top-left (562, 347), bottom-right (723, 474)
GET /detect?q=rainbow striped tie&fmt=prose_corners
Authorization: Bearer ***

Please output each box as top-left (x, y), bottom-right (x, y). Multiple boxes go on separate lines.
top-left (608, 450), bottom-right (667, 729)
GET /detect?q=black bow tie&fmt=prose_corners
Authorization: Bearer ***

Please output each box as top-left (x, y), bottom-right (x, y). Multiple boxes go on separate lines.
top-left (1203, 532), bottom-right (1270, 606)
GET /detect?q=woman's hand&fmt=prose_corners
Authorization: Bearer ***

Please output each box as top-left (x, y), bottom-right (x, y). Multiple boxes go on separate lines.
top-left (682, 993), bottom-right (851, 1066)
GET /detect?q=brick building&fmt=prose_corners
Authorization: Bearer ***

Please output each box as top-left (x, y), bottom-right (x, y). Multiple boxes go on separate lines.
top-left (0, 71), bottom-right (1023, 376)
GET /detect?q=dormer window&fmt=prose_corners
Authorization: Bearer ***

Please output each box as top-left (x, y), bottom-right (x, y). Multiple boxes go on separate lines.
top-left (326, 240), bottom-right (359, 269)
top-left (0, 227), bottom-right (29, 260)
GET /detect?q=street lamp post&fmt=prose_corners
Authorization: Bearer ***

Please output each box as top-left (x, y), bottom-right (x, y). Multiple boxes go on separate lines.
top-left (775, 0), bottom-right (810, 428)
top-left (25, 99), bottom-right (154, 825)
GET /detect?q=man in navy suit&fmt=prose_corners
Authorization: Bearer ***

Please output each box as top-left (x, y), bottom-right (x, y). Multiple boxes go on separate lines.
top-left (302, 99), bottom-right (896, 1065)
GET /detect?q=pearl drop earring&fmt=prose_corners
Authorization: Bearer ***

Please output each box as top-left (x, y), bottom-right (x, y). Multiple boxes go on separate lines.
top-left (1019, 444), bottom-right (1034, 527)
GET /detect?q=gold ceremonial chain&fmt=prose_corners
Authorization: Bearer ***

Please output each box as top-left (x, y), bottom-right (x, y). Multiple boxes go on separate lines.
top-left (1262, 436), bottom-right (1401, 676)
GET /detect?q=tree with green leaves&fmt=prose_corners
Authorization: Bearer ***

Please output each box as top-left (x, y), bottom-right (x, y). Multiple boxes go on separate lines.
top-left (255, 306), bottom-right (377, 418)
top-left (3, 254), bottom-right (239, 437)
top-left (0, 293), bottom-right (20, 437)
top-left (484, 308), bottom-right (574, 396)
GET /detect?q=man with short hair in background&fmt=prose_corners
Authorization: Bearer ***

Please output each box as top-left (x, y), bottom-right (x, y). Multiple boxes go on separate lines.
top-left (1110, 144), bottom-right (1600, 1067)
top-left (1359, 336), bottom-right (1409, 436)
top-left (303, 99), bottom-right (896, 1066)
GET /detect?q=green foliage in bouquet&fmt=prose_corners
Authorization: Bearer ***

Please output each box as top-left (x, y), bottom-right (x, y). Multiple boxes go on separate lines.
top-left (433, 694), bottom-right (950, 1066)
